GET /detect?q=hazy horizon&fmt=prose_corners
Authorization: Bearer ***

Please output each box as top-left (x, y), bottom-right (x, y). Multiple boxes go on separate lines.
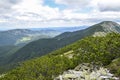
top-left (0, 26), bottom-right (89, 31)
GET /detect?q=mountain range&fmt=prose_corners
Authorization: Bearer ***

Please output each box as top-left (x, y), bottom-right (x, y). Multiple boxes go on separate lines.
top-left (9, 21), bottom-right (120, 63)
top-left (1, 29), bottom-right (120, 80)
top-left (0, 21), bottom-right (120, 75)
top-left (30, 26), bottom-right (88, 32)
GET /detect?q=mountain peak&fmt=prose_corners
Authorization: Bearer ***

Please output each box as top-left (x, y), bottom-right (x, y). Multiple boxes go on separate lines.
top-left (98, 21), bottom-right (120, 33)
top-left (84, 21), bottom-right (120, 37)
top-left (99, 21), bottom-right (120, 27)
top-left (100, 21), bottom-right (117, 23)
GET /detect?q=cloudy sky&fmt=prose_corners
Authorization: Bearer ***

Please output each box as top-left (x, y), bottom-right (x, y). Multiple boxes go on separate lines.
top-left (0, 0), bottom-right (120, 30)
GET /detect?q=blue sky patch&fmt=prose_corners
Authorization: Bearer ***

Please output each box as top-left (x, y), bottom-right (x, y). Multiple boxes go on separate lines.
top-left (44, 0), bottom-right (66, 10)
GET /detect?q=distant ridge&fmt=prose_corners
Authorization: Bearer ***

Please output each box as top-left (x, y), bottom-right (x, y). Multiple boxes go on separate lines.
top-left (0, 29), bottom-right (61, 46)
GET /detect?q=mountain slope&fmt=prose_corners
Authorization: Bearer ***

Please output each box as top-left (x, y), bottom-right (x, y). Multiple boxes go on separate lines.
top-left (55, 21), bottom-right (120, 39)
top-left (1, 32), bottom-right (120, 80)
top-left (0, 45), bottom-right (20, 66)
top-left (0, 29), bottom-right (61, 46)
top-left (9, 21), bottom-right (120, 63)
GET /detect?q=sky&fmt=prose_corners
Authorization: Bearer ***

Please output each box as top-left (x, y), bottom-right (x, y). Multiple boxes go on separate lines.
top-left (0, 0), bottom-right (120, 30)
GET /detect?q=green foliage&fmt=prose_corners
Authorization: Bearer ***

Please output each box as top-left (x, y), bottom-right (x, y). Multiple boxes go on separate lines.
top-left (107, 58), bottom-right (120, 76)
top-left (1, 33), bottom-right (120, 80)
top-left (0, 45), bottom-right (21, 74)
top-left (1, 56), bottom-right (74, 80)
top-left (52, 32), bottom-right (120, 65)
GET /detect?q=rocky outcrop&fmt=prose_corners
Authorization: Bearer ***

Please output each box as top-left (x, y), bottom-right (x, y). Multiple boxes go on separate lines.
top-left (0, 74), bottom-right (5, 78)
top-left (54, 63), bottom-right (119, 80)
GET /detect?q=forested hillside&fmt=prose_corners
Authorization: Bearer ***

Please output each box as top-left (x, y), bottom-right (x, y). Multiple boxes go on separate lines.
top-left (1, 33), bottom-right (120, 80)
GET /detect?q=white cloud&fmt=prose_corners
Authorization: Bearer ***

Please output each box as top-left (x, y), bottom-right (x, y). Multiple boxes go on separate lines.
top-left (0, 0), bottom-right (19, 7)
top-left (91, 0), bottom-right (120, 12)
top-left (98, 0), bottom-right (120, 11)
top-left (0, 0), bottom-right (20, 14)
top-left (0, 20), bottom-right (7, 23)
top-left (55, 0), bottom-right (91, 9)
top-left (0, 0), bottom-right (120, 29)
top-left (11, 0), bottom-right (61, 21)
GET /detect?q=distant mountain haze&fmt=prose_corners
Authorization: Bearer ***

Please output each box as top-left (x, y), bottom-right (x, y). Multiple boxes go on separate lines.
top-left (0, 29), bottom-right (62, 46)
top-left (0, 27), bottom-right (87, 46)
top-left (30, 27), bottom-right (88, 32)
